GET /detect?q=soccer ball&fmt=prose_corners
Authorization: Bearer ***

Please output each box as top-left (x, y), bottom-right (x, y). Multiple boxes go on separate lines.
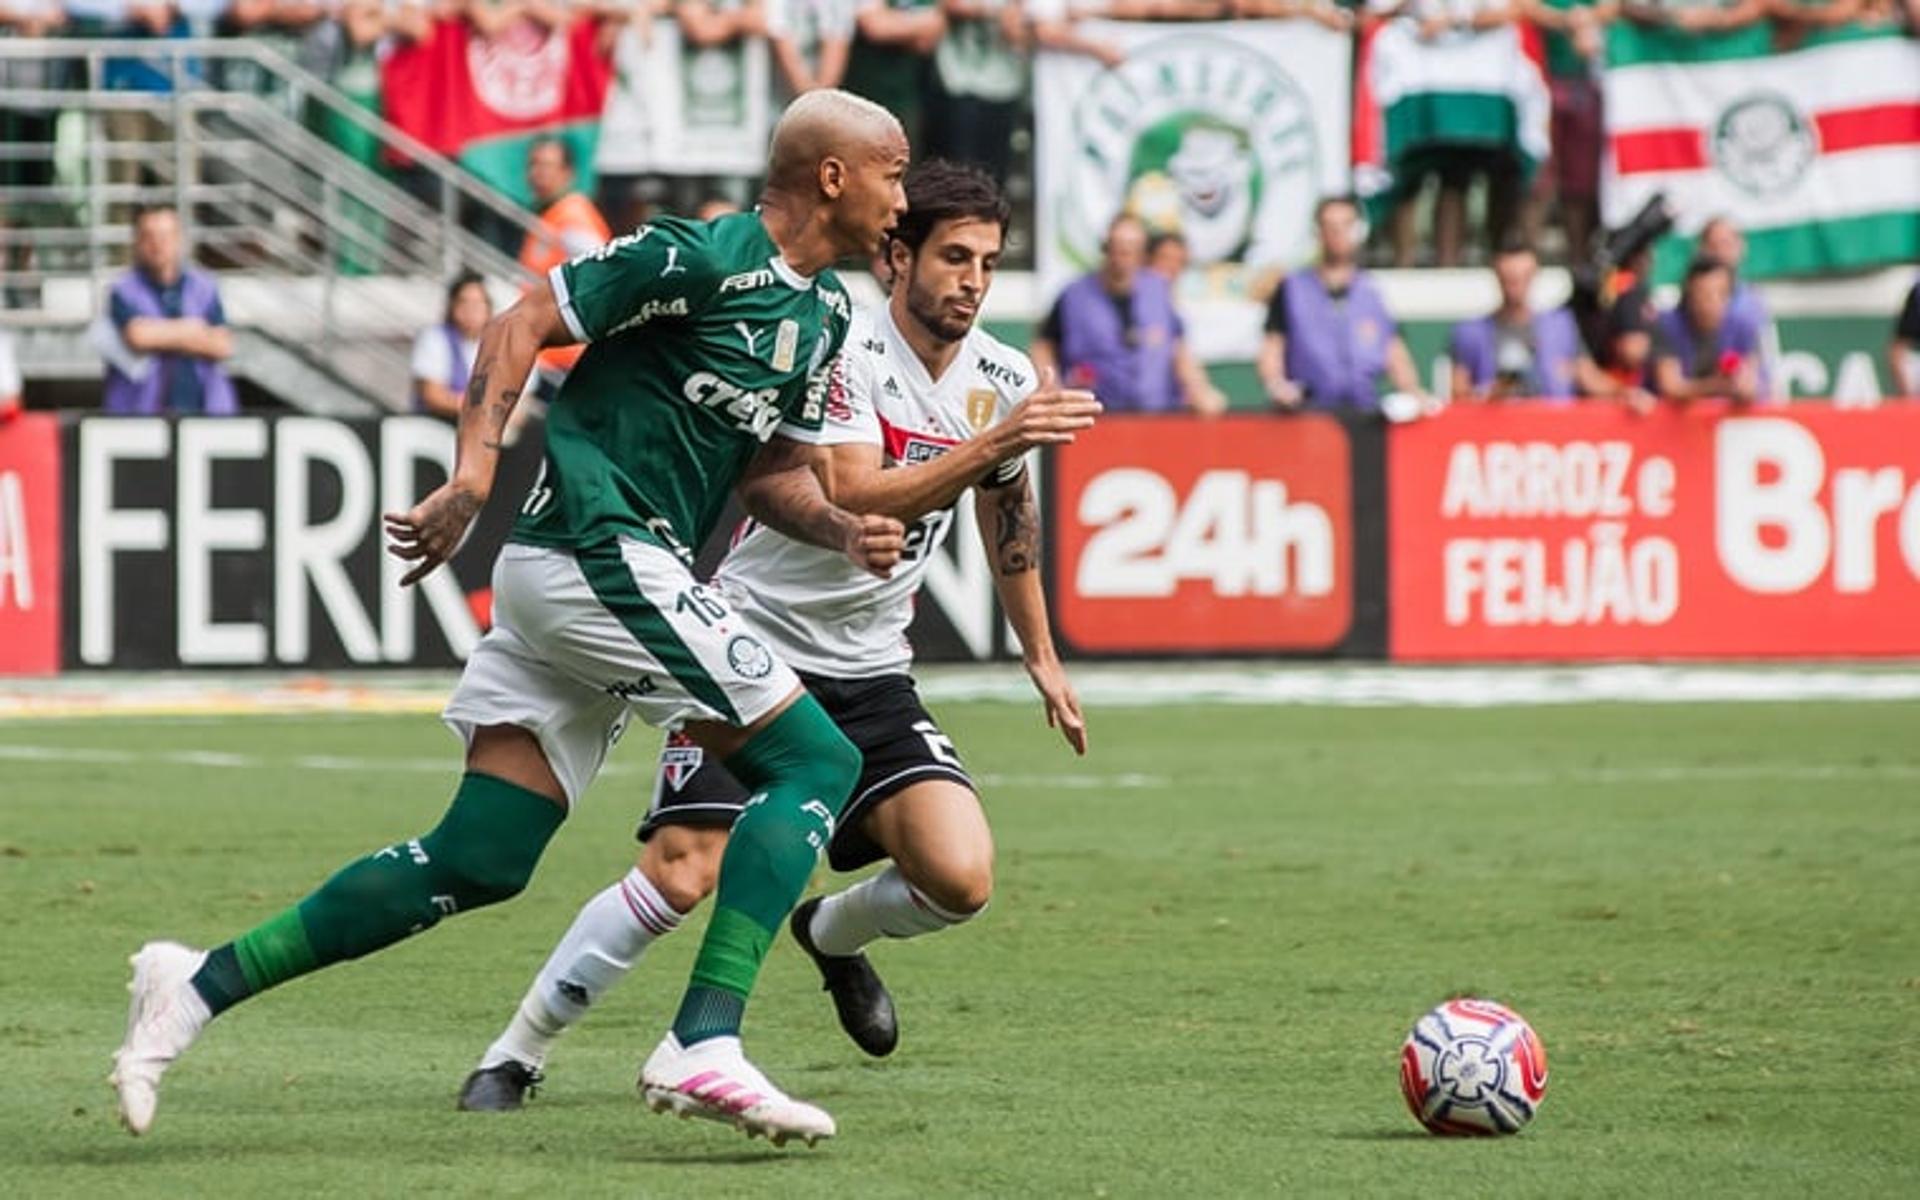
top-left (1399, 998), bottom-right (1548, 1136)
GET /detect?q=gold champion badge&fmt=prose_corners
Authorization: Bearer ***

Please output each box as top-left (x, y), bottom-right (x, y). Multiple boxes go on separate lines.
top-left (965, 388), bottom-right (997, 433)
top-left (772, 319), bottom-right (800, 372)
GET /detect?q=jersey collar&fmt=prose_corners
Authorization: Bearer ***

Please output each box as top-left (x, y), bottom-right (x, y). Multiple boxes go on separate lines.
top-left (879, 302), bottom-right (968, 395)
top-left (747, 209), bottom-right (817, 291)
top-left (768, 255), bottom-right (814, 291)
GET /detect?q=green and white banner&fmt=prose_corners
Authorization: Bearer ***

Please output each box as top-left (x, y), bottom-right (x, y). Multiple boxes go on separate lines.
top-left (1351, 20), bottom-right (1551, 215)
top-left (1033, 19), bottom-right (1351, 339)
top-left (1604, 22), bottom-right (1920, 281)
top-left (595, 18), bottom-right (771, 178)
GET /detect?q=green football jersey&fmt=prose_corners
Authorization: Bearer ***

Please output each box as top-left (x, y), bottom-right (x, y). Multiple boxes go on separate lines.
top-left (513, 212), bottom-right (854, 556)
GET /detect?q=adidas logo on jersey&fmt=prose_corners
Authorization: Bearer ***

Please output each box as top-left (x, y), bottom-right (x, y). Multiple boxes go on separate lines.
top-left (883, 376), bottom-right (902, 396)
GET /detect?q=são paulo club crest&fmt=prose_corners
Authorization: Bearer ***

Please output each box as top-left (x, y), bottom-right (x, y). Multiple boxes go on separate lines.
top-left (1711, 92), bottom-right (1816, 197)
top-left (1052, 34), bottom-right (1320, 289)
top-left (660, 735), bottom-right (703, 792)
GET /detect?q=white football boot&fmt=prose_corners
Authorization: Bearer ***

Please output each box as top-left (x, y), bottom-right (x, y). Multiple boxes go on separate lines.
top-left (109, 941), bottom-right (212, 1136)
top-left (639, 1034), bottom-right (836, 1147)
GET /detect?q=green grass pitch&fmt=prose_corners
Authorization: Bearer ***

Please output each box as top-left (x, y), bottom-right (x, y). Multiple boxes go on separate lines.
top-left (2, 698), bottom-right (1917, 1196)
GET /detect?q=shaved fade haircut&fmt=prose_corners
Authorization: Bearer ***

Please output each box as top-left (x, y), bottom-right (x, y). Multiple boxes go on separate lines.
top-left (765, 89), bottom-right (904, 194)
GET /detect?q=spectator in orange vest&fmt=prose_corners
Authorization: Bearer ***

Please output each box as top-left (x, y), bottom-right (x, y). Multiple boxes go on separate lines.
top-left (518, 137), bottom-right (612, 385)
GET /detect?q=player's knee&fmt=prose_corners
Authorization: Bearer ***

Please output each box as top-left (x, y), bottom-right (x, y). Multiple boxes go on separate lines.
top-left (640, 831), bottom-right (723, 912)
top-left (909, 847), bottom-right (994, 918)
top-left (732, 697), bottom-right (863, 815)
top-left (785, 721), bottom-right (861, 816)
top-left (814, 725), bottom-right (863, 807)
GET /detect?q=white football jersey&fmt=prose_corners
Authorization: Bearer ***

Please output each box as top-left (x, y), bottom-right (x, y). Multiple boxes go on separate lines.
top-left (717, 302), bottom-right (1038, 678)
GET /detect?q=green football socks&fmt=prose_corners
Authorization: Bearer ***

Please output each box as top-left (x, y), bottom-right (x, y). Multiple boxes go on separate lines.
top-left (190, 773), bottom-right (564, 1016)
top-left (671, 697), bottom-right (860, 1044)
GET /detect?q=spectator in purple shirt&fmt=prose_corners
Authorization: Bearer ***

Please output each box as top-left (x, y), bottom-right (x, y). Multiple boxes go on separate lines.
top-left (1449, 239), bottom-right (1632, 404)
top-left (1032, 213), bottom-right (1225, 415)
top-left (98, 205), bottom-right (237, 415)
top-left (1698, 215), bottom-right (1775, 397)
top-left (1651, 256), bottom-right (1760, 406)
top-left (1257, 195), bottom-right (1427, 413)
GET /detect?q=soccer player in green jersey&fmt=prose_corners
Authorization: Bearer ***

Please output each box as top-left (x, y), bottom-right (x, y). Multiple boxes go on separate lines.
top-left (111, 90), bottom-right (910, 1147)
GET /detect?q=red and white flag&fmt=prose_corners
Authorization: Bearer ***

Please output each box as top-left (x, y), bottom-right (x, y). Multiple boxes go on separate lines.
top-left (1603, 22), bottom-right (1920, 278)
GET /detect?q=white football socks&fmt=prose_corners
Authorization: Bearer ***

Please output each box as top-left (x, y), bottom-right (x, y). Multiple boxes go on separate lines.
top-left (480, 867), bottom-right (683, 1070)
top-left (806, 864), bottom-right (976, 957)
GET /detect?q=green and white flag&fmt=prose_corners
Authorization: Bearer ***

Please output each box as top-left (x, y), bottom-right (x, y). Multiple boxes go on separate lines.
top-left (596, 10), bottom-right (771, 178)
top-left (1351, 19), bottom-right (1551, 214)
top-left (1603, 22), bottom-right (1920, 280)
top-left (1034, 18), bottom-right (1352, 345)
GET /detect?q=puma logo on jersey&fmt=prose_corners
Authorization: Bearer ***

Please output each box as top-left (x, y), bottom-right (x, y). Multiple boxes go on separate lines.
top-left (735, 322), bottom-right (763, 357)
top-left (819, 288), bottom-right (850, 319)
top-left (659, 246), bottom-right (687, 277)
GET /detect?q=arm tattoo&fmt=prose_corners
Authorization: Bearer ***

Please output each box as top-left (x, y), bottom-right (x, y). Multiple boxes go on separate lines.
top-left (462, 365), bottom-right (490, 411)
top-left (480, 388), bottom-right (519, 451)
top-left (464, 364), bottom-right (520, 451)
top-left (994, 483), bottom-right (1039, 576)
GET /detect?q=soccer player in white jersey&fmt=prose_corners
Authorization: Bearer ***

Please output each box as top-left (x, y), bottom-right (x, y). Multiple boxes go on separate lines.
top-left (457, 160), bottom-right (1102, 1111)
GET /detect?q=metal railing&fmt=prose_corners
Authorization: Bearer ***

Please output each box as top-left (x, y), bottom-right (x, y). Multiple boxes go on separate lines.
top-left (0, 37), bottom-right (557, 410)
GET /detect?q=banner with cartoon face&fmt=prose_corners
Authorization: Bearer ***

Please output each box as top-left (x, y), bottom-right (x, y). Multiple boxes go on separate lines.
top-left (1034, 19), bottom-right (1352, 353)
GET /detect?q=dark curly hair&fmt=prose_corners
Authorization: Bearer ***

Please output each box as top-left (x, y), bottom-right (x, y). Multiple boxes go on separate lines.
top-left (888, 159), bottom-right (1011, 255)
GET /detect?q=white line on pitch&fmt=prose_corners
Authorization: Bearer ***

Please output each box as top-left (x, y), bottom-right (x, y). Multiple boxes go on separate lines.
top-left (0, 744), bottom-right (1167, 789)
top-left (1458, 763), bottom-right (1920, 786)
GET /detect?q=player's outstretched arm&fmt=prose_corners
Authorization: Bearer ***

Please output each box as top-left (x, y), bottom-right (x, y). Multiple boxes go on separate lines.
top-left (822, 377), bottom-right (1100, 524)
top-left (384, 284), bottom-right (574, 587)
top-left (821, 439), bottom-right (1003, 524)
top-left (974, 470), bottom-right (1087, 755)
top-left (740, 436), bottom-right (907, 579)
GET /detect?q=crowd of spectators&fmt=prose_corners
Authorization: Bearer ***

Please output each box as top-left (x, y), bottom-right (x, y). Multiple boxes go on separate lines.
top-left (5, 0), bottom-right (1915, 257)
top-left (3, 0), bottom-right (1917, 415)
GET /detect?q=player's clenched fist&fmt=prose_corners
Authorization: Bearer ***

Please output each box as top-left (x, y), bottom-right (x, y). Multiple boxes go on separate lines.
top-left (842, 512), bottom-right (905, 580)
top-left (384, 481), bottom-right (485, 587)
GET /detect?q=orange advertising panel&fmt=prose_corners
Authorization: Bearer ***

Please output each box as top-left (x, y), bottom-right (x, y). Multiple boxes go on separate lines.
top-left (1052, 415), bottom-right (1354, 653)
top-left (1390, 403), bottom-right (1920, 659)
top-left (0, 414), bottom-right (61, 675)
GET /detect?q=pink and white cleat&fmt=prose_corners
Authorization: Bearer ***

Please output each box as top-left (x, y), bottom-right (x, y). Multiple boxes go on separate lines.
top-left (109, 941), bottom-right (211, 1136)
top-left (639, 1033), bottom-right (836, 1147)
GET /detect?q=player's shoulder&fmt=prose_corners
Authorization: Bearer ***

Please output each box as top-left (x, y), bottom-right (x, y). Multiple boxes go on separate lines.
top-left (964, 325), bottom-right (1037, 401)
top-left (578, 215), bottom-right (715, 274)
top-left (843, 301), bottom-right (883, 354)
